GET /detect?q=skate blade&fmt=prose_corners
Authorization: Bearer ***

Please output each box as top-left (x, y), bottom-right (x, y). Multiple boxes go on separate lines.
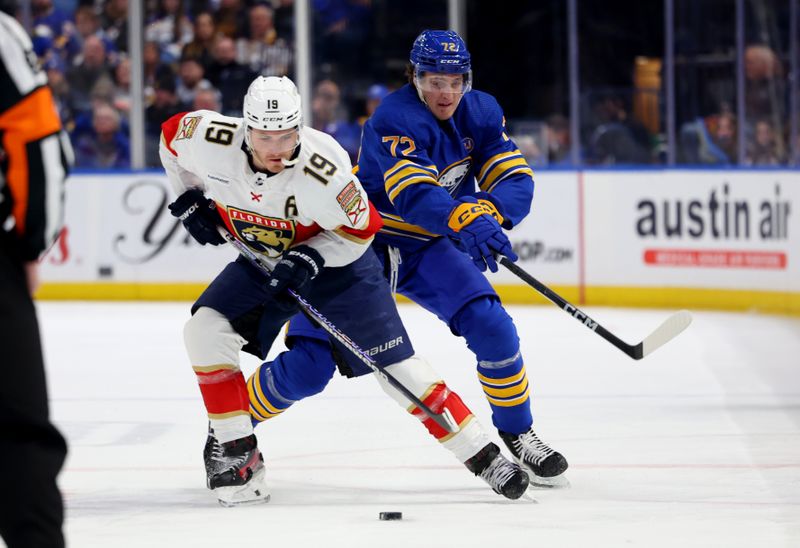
top-left (519, 491), bottom-right (539, 503)
top-left (215, 467), bottom-right (271, 507)
top-left (526, 472), bottom-right (570, 489)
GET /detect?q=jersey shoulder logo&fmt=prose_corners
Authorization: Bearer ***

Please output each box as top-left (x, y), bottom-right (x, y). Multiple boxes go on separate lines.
top-left (228, 207), bottom-right (295, 257)
top-left (336, 181), bottom-right (367, 226)
top-left (175, 116), bottom-right (202, 141)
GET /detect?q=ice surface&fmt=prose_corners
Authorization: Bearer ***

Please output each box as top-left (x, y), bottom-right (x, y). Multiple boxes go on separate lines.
top-left (21, 302), bottom-right (800, 547)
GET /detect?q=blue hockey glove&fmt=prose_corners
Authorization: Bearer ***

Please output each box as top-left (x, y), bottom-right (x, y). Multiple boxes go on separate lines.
top-left (474, 191), bottom-right (512, 229)
top-left (265, 245), bottom-right (325, 302)
top-left (168, 188), bottom-right (225, 246)
top-left (446, 197), bottom-right (518, 272)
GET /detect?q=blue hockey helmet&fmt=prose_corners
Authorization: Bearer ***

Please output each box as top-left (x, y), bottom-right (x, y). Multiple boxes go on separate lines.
top-left (410, 29), bottom-right (471, 74)
top-left (410, 30), bottom-right (472, 95)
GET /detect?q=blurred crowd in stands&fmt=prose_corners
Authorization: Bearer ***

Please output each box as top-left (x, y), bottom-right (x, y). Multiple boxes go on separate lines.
top-left (22, 0), bottom-right (798, 169)
top-left (28, 0), bottom-right (380, 168)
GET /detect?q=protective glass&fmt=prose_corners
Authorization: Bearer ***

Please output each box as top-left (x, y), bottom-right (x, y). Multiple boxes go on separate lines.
top-left (414, 69), bottom-right (473, 94)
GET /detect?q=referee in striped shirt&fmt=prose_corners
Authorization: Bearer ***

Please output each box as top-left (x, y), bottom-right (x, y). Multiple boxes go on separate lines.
top-left (1, 3), bottom-right (72, 546)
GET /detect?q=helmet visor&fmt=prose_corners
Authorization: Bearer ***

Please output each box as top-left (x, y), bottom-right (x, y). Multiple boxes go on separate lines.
top-left (248, 127), bottom-right (300, 155)
top-left (414, 69), bottom-right (472, 94)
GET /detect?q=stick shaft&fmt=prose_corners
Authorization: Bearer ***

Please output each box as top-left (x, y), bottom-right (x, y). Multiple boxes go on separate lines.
top-left (221, 229), bottom-right (458, 432)
top-left (501, 257), bottom-right (691, 359)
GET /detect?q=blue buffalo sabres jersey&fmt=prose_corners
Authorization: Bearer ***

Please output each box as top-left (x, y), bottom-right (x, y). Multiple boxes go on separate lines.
top-left (356, 84), bottom-right (534, 251)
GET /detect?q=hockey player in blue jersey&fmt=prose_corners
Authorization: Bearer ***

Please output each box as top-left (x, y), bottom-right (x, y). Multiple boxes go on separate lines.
top-left (352, 29), bottom-right (569, 486)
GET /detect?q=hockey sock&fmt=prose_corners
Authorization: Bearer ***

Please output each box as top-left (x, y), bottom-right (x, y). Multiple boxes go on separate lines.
top-left (375, 357), bottom-right (491, 463)
top-left (452, 297), bottom-right (533, 434)
top-left (194, 365), bottom-right (252, 443)
top-left (477, 362), bottom-right (532, 434)
top-left (248, 337), bottom-right (335, 425)
top-left (408, 381), bottom-right (491, 462)
top-left (185, 307), bottom-right (252, 443)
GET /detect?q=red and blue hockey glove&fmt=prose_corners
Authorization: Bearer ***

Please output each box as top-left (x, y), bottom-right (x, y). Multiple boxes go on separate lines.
top-left (168, 188), bottom-right (226, 246)
top-left (265, 245), bottom-right (325, 303)
top-left (446, 197), bottom-right (518, 272)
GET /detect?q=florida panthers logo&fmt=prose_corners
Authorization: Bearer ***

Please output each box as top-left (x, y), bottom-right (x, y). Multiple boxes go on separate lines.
top-left (437, 158), bottom-right (472, 195)
top-left (229, 208), bottom-right (294, 257)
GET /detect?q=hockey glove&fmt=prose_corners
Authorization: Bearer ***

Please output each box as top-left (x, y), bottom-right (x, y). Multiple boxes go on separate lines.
top-left (264, 245), bottom-right (325, 302)
top-left (474, 191), bottom-right (511, 229)
top-left (168, 188), bottom-right (225, 246)
top-left (446, 197), bottom-right (518, 273)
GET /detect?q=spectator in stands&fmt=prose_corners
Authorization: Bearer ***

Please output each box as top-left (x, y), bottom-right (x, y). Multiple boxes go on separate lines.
top-left (66, 34), bottom-right (114, 116)
top-left (206, 36), bottom-right (255, 116)
top-left (746, 118), bottom-right (785, 166)
top-left (587, 94), bottom-right (651, 164)
top-left (32, 0), bottom-right (71, 45)
top-left (236, 2), bottom-right (292, 77)
top-left (67, 5), bottom-right (117, 66)
top-left (311, 78), bottom-right (361, 163)
top-left (679, 106), bottom-right (738, 165)
top-left (145, 0), bottom-right (194, 63)
top-left (181, 11), bottom-right (217, 71)
top-left (176, 54), bottom-right (213, 107)
top-left (545, 114), bottom-right (571, 165)
top-left (363, 83), bottom-right (387, 119)
top-left (31, 0), bottom-right (78, 68)
top-left (44, 55), bottom-right (74, 132)
top-left (72, 102), bottom-right (130, 168)
top-left (112, 55), bottom-right (131, 117)
top-left (100, 0), bottom-right (129, 53)
top-left (744, 44), bottom-right (785, 123)
top-left (214, 0), bottom-right (247, 39)
top-left (272, 0), bottom-right (295, 42)
top-left (145, 72), bottom-right (184, 166)
top-left (311, 78), bottom-right (344, 130)
top-left (143, 40), bottom-right (170, 90)
top-left (192, 86), bottom-right (222, 111)
top-left (708, 110), bottom-right (737, 163)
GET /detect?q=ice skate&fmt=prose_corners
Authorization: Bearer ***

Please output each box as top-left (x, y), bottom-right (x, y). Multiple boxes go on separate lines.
top-left (464, 442), bottom-right (530, 500)
top-left (204, 428), bottom-right (270, 507)
top-left (499, 428), bottom-right (569, 488)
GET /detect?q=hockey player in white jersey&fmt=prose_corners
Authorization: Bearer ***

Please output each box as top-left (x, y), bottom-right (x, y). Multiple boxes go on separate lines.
top-left (159, 76), bottom-right (530, 506)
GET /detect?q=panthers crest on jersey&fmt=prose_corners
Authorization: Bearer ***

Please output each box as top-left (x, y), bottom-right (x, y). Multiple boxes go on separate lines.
top-left (160, 110), bottom-right (381, 268)
top-left (356, 84), bottom-right (534, 251)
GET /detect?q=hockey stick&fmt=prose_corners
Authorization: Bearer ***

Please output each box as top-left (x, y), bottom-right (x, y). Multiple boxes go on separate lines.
top-left (499, 257), bottom-right (692, 360)
top-left (218, 227), bottom-right (458, 433)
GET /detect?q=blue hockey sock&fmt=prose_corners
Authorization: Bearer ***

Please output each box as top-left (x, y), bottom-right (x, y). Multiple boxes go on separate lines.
top-left (452, 297), bottom-right (533, 434)
top-left (248, 337), bottom-right (335, 425)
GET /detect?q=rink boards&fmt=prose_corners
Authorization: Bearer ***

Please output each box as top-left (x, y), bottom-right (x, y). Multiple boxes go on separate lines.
top-left (37, 169), bottom-right (800, 315)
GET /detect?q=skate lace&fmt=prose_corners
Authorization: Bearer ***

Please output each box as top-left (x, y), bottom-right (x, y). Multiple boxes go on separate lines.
top-left (479, 456), bottom-right (517, 491)
top-left (208, 437), bottom-right (249, 474)
top-left (514, 431), bottom-right (555, 466)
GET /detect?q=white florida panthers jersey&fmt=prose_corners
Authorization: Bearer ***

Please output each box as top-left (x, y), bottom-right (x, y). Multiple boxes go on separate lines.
top-left (159, 109), bottom-right (380, 268)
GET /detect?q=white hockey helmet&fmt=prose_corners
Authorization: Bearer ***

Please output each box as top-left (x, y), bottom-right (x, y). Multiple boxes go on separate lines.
top-left (243, 76), bottom-right (303, 165)
top-left (243, 76), bottom-right (302, 132)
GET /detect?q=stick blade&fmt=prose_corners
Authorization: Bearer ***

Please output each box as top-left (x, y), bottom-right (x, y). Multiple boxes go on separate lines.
top-left (639, 310), bottom-right (693, 358)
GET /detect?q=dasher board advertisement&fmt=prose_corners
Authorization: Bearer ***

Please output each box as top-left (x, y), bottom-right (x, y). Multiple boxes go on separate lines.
top-left (583, 170), bottom-right (798, 291)
top-left (41, 172), bottom-right (581, 287)
top-left (487, 170), bottom-right (580, 286)
top-left (40, 174), bottom-right (234, 283)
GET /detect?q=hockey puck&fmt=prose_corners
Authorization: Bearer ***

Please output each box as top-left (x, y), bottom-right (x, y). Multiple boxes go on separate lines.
top-left (379, 512), bottom-right (402, 521)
